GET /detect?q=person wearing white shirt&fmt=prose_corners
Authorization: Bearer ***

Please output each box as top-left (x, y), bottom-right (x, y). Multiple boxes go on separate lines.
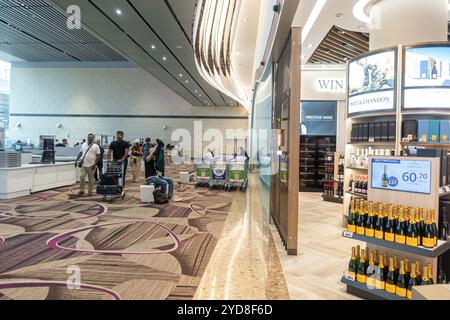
top-left (75, 133), bottom-right (101, 196)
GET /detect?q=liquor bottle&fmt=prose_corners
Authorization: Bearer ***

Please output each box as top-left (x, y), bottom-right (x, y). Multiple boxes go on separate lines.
top-left (406, 208), bottom-right (419, 247)
top-left (366, 252), bottom-right (377, 289)
top-left (357, 249), bottom-right (367, 284)
top-left (347, 198), bottom-right (356, 233)
top-left (440, 206), bottom-right (449, 241)
top-left (404, 257), bottom-right (411, 285)
top-left (375, 204), bottom-right (385, 240)
top-left (405, 207), bottom-right (411, 232)
top-left (375, 253), bottom-right (386, 290)
top-left (418, 208), bottom-right (425, 245)
top-left (348, 247), bottom-right (357, 278)
top-left (395, 207), bottom-right (407, 244)
top-left (415, 261), bottom-right (422, 286)
top-left (356, 200), bottom-right (366, 235)
top-left (430, 210), bottom-right (438, 246)
top-left (396, 260), bottom-right (407, 298)
top-left (349, 174), bottom-right (354, 192)
top-left (421, 266), bottom-right (430, 285)
top-left (407, 263), bottom-right (417, 300)
top-left (438, 257), bottom-right (448, 284)
top-left (393, 255), bottom-right (399, 282)
top-left (382, 165), bottom-right (389, 188)
top-left (384, 206), bottom-right (395, 242)
top-left (423, 211), bottom-right (437, 249)
top-left (354, 200), bottom-right (361, 231)
top-left (427, 263), bottom-right (434, 285)
top-left (386, 257), bottom-right (397, 294)
top-left (355, 245), bottom-right (361, 269)
top-left (364, 247), bottom-right (369, 269)
top-left (362, 176), bottom-right (368, 195)
top-left (374, 249), bottom-right (379, 266)
top-left (383, 253), bottom-right (389, 279)
top-left (365, 202), bottom-right (375, 237)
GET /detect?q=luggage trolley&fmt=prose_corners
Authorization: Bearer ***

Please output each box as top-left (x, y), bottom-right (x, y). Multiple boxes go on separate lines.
top-left (209, 157), bottom-right (228, 190)
top-left (195, 160), bottom-right (212, 188)
top-left (225, 157), bottom-right (248, 192)
top-left (96, 160), bottom-right (126, 202)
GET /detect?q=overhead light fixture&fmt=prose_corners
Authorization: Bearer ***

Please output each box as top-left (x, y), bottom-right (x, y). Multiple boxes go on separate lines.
top-left (151, 44), bottom-right (156, 49)
top-left (307, 44), bottom-right (313, 49)
top-left (243, 18), bottom-right (248, 22)
top-left (185, 80), bottom-right (189, 83)
top-left (301, 55), bottom-right (306, 59)
top-left (115, 9), bottom-right (122, 16)
top-left (195, 90), bottom-right (198, 93)
top-left (179, 73), bottom-right (183, 77)
top-left (302, 0), bottom-right (328, 43)
top-left (353, 0), bottom-right (371, 23)
top-left (162, 56), bottom-right (167, 61)
top-left (336, 13), bottom-right (344, 18)
top-left (176, 45), bottom-right (183, 49)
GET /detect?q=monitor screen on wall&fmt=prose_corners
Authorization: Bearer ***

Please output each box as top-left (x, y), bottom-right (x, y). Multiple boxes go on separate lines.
top-left (403, 44), bottom-right (450, 110)
top-left (301, 101), bottom-right (337, 136)
top-left (347, 49), bottom-right (397, 116)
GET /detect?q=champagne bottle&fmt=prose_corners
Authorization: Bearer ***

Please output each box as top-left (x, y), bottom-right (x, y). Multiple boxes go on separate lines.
top-left (356, 200), bottom-right (366, 235)
top-left (348, 247), bottom-right (357, 278)
top-left (365, 202), bottom-right (375, 237)
top-left (386, 257), bottom-right (397, 294)
top-left (393, 255), bottom-right (399, 282)
top-left (421, 265), bottom-right (430, 285)
top-left (407, 263), bottom-right (417, 300)
top-left (395, 207), bottom-right (407, 244)
top-left (382, 165), bottom-right (389, 188)
top-left (347, 198), bottom-right (356, 233)
top-left (427, 263), bottom-right (434, 285)
top-left (396, 260), bottom-right (407, 298)
top-left (418, 208), bottom-right (425, 245)
top-left (415, 261), bottom-right (422, 286)
top-left (375, 253), bottom-right (386, 290)
top-left (440, 206), bottom-right (449, 241)
top-left (406, 208), bottom-right (419, 247)
top-left (384, 206), bottom-right (395, 242)
top-left (374, 249), bottom-right (379, 266)
top-left (431, 210), bottom-right (438, 246)
top-left (355, 245), bottom-right (361, 268)
top-left (366, 252), bottom-right (377, 288)
top-left (423, 211), bottom-right (436, 248)
top-left (383, 253), bottom-right (389, 279)
top-left (375, 204), bottom-right (385, 240)
top-left (404, 257), bottom-right (411, 285)
top-left (357, 249), bottom-right (367, 284)
top-left (438, 257), bottom-right (448, 284)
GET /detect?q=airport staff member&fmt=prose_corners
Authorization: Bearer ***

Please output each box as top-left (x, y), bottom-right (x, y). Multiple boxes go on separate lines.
top-left (75, 133), bottom-right (100, 197)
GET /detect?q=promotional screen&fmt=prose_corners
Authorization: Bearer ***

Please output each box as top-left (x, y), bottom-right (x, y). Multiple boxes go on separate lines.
top-left (348, 50), bottom-right (396, 115)
top-left (371, 159), bottom-right (431, 195)
top-left (301, 101), bottom-right (337, 136)
top-left (404, 45), bottom-right (450, 109)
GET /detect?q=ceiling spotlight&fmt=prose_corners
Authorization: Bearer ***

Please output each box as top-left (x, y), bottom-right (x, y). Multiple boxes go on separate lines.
top-left (301, 55), bottom-right (306, 59)
top-left (185, 80), bottom-right (189, 83)
top-left (162, 56), bottom-right (167, 61)
top-left (195, 90), bottom-right (198, 93)
top-left (115, 9), bottom-right (122, 15)
top-left (199, 94), bottom-right (202, 97)
top-left (307, 44), bottom-right (313, 49)
top-left (336, 13), bottom-right (344, 18)
top-left (151, 44), bottom-right (156, 49)
top-left (179, 73), bottom-right (183, 77)
top-left (176, 45), bottom-right (183, 49)
top-left (243, 18), bottom-right (248, 22)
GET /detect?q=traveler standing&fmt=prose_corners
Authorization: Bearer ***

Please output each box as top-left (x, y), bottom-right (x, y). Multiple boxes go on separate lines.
top-left (107, 131), bottom-right (130, 187)
top-left (142, 137), bottom-right (152, 178)
top-left (130, 140), bottom-right (143, 183)
top-left (94, 139), bottom-right (105, 181)
top-left (155, 139), bottom-right (166, 177)
top-left (75, 133), bottom-right (100, 196)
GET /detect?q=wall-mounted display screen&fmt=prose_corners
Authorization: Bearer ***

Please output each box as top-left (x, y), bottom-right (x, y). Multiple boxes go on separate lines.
top-left (348, 50), bottom-right (397, 115)
top-left (404, 45), bottom-right (450, 110)
top-left (301, 101), bottom-right (337, 136)
top-left (371, 159), bottom-right (431, 195)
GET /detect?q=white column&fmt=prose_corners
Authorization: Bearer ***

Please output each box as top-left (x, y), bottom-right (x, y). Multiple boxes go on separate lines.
top-left (369, 0), bottom-right (448, 50)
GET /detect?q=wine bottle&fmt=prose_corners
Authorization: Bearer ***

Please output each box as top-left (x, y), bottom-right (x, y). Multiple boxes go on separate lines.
top-left (366, 252), bottom-right (377, 289)
top-left (407, 263), bottom-right (417, 300)
top-left (395, 207), bottom-right (407, 244)
top-left (430, 210), bottom-right (438, 246)
top-left (427, 263), bottom-right (434, 285)
top-left (396, 260), bottom-right (407, 298)
top-left (375, 253), bottom-right (386, 290)
top-left (356, 200), bottom-right (366, 236)
top-left (374, 249), bottom-right (379, 266)
top-left (421, 265), bottom-right (430, 285)
top-left (404, 257), bottom-right (411, 285)
top-left (393, 255), bottom-right (399, 282)
top-left (357, 249), bottom-right (367, 284)
top-left (438, 257), bottom-right (448, 284)
top-left (375, 204), bottom-right (385, 240)
top-left (347, 198), bottom-right (356, 233)
top-left (383, 253), bottom-right (389, 280)
top-left (348, 247), bottom-right (357, 278)
top-left (440, 206), bottom-right (449, 241)
top-left (406, 208), bottom-right (419, 247)
top-left (382, 165), bottom-right (389, 188)
top-left (386, 257), bottom-right (397, 294)
top-left (365, 202), bottom-right (375, 238)
top-left (415, 261), bottom-right (422, 286)
top-left (349, 174), bottom-right (354, 192)
top-left (423, 211), bottom-right (436, 248)
top-left (355, 245), bottom-right (361, 269)
top-left (384, 206), bottom-right (395, 242)
top-left (418, 208), bottom-right (425, 246)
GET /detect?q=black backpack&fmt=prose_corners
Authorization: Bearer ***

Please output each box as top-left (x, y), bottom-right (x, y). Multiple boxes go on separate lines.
top-left (153, 189), bottom-right (169, 204)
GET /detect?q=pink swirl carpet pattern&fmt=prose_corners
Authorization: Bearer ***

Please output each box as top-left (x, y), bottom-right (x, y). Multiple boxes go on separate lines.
top-left (0, 164), bottom-right (233, 300)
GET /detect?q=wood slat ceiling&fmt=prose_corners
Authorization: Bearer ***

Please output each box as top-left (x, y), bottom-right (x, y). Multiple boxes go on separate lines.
top-left (308, 24), bottom-right (450, 65)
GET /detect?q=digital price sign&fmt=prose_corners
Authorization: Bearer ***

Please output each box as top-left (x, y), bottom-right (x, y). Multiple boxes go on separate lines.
top-left (371, 159), bottom-right (432, 195)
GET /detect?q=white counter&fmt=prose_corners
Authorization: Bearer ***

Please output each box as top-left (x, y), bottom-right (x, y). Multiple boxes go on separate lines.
top-left (0, 162), bottom-right (76, 199)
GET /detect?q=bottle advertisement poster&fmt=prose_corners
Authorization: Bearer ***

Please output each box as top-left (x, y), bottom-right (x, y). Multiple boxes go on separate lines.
top-left (404, 45), bottom-right (450, 109)
top-left (371, 159), bottom-right (431, 194)
top-left (348, 50), bottom-right (396, 115)
top-left (300, 101), bottom-right (337, 136)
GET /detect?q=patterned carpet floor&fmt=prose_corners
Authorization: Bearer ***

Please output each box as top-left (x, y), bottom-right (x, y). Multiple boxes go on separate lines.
top-left (0, 164), bottom-right (234, 300)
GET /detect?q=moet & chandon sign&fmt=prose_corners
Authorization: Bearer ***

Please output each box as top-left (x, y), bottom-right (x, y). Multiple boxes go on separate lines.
top-left (348, 90), bottom-right (394, 114)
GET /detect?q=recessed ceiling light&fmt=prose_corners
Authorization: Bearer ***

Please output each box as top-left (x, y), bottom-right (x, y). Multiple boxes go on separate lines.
top-left (301, 55), bottom-right (306, 59)
top-left (176, 45), bottom-right (183, 49)
top-left (199, 94), bottom-right (202, 97)
top-left (162, 56), bottom-right (167, 61)
top-left (195, 90), bottom-right (198, 93)
top-left (115, 9), bottom-right (122, 15)
top-left (336, 13), bottom-right (344, 18)
top-left (179, 73), bottom-right (183, 77)
top-left (307, 44), bottom-right (313, 49)
top-left (151, 44), bottom-right (156, 49)
top-left (185, 80), bottom-right (189, 83)
top-left (243, 18), bottom-right (248, 22)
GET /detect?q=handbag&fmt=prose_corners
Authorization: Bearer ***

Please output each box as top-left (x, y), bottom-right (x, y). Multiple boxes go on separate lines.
top-left (78, 143), bottom-right (95, 168)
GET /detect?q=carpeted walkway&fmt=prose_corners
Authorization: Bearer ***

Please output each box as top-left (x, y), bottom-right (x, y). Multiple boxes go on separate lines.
top-left (0, 163), bottom-right (234, 300)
